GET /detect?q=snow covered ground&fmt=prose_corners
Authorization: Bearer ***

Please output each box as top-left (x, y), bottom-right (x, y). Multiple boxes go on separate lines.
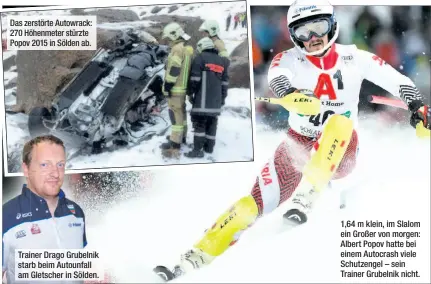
top-left (80, 115), bottom-right (430, 283)
top-left (2, 1), bottom-right (252, 174)
top-left (64, 89), bottom-right (253, 170)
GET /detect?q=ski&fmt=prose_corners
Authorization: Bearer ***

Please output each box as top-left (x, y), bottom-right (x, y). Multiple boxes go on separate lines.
top-left (153, 266), bottom-right (176, 282)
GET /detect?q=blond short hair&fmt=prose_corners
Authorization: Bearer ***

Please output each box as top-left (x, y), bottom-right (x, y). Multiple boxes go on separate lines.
top-left (22, 135), bottom-right (65, 166)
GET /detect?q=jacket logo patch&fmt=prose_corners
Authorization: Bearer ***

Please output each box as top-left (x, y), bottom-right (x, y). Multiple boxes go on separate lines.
top-left (15, 230), bottom-right (26, 239)
top-left (31, 224), bottom-right (41, 235)
top-left (67, 204), bottom-right (76, 214)
top-left (295, 5), bottom-right (317, 13)
top-left (69, 223), bottom-right (82, 227)
top-left (205, 63), bottom-right (224, 73)
top-left (16, 212), bottom-right (32, 219)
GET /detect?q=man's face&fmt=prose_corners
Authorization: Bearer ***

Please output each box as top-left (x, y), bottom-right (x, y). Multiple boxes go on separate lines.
top-left (22, 142), bottom-right (66, 199)
top-left (201, 31), bottom-right (210, 37)
top-left (304, 34), bottom-right (329, 53)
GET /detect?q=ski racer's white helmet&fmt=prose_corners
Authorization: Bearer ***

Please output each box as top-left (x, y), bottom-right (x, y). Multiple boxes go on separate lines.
top-left (199, 20), bottom-right (220, 37)
top-left (287, 0), bottom-right (339, 56)
top-left (162, 22), bottom-right (191, 41)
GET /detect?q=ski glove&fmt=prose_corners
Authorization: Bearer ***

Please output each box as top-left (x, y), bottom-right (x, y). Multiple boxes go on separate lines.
top-left (408, 100), bottom-right (431, 130)
top-left (279, 87), bottom-right (299, 97)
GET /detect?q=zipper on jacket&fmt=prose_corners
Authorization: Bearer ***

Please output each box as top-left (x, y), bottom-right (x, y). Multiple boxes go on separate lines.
top-left (50, 217), bottom-right (63, 248)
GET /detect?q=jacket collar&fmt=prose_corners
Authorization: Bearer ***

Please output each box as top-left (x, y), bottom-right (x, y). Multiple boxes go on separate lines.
top-left (170, 39), bottom-right (185, 47)
top-left (202, 48), bottom-right (219, 54)
top-left (22, 184), bottom-right (66, 204)
top-left (305, 44), bottom-right (338, 70)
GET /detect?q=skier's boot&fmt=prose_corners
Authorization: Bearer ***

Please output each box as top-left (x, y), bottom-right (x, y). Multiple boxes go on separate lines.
top-left (154, 249), bottom-right (213, 282)
top-left (283, 188), bottom-right (315, 225)
top-left (177, 249), bottom-right (213, 274)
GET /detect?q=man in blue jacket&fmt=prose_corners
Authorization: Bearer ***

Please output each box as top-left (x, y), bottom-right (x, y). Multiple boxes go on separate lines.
top-left (2, 135), bottom-right (87, 284)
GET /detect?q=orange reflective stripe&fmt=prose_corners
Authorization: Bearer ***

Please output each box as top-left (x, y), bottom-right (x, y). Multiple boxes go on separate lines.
top-left (205, 63), bottom-right (224, 73)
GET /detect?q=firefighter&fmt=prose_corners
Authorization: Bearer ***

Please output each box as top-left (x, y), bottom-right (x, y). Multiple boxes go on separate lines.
top-left (199, 20), bottom-right (229, 58)
top-left (160, 22), bottom-right (194, 158)
top-left (185, 37), bottom-right (229, 158)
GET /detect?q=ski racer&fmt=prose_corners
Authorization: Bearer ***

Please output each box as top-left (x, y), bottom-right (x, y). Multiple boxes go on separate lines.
top-left (199, 20), bottom-right (230, 58)
top-left (154, 0), bottom-right (431, 281)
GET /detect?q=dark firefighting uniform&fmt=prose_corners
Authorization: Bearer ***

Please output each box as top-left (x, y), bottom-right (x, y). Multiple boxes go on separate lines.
top-left (188, 47), bottom-right (229, 153)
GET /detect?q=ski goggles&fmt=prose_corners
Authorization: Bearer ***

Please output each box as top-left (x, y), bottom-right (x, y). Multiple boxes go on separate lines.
top-left (291, 17), bottom-right (332, 42)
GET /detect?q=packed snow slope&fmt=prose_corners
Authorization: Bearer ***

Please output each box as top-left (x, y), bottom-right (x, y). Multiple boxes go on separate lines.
top-left (84, 114), bottom-right (430, 283)
top-left (2, 1), bottom-right (252, 173)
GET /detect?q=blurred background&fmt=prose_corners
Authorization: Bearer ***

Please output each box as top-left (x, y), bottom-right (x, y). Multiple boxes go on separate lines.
top-left (251, 6), bottom-right (430, 130)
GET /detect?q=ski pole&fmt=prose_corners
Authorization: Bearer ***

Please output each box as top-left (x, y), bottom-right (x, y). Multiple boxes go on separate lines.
top-left (255, 93), bottom-right (321, 115)
top-left (367, 95), bottom-right (408, 110)
top-left (367, 95), bottom-right (429, 138)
